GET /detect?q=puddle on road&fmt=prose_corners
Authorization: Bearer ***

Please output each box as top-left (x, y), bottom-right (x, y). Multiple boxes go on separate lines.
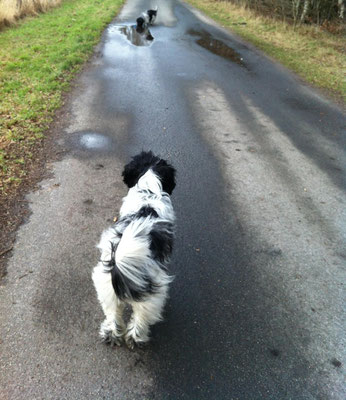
top-left (188, 29), bottom-right (246, 67)
top-left (68, 131), bottom-right (116, 154)
top-left (109, 25), bottom-right (154, 47)
top-left (80, 133), bottom-right (111, 150)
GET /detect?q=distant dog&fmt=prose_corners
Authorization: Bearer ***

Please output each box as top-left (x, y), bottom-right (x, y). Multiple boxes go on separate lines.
top-left (92, 151), bottom-right (176, 349)
top-left (135, 17), bottom-right (154, 41)
top-left (142, 5), bottom-right (158, 25)
top-left (135, 16), bottom-right (146, 31)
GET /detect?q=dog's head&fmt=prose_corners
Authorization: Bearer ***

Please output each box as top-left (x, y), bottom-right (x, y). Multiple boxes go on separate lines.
top-left (136, 17), bottom-right (145, 28)
top-left (148, 9), bottom-right (157, 17)
top-left (122, 151), bottom-right (176, 195)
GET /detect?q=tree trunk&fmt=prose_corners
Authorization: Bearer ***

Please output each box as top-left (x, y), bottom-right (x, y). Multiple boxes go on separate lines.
top-left (338, 0), bottom-right (345, 19)
top-left (292, 0), bottom-right (302, 26)
top-left (300, 0), bottom-right (310, 24)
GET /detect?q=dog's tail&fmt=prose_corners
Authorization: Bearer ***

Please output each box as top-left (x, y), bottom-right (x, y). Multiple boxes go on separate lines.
top-left (106, 218), bottom-right (172, 301)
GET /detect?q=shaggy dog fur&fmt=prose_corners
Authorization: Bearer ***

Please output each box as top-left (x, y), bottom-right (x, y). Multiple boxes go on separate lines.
top-left (135, 17), bottom-right (154, 41)
top-left (92, 151), bottom-right (176, 348)
top-left (142, 6), bottom-right (158, 25)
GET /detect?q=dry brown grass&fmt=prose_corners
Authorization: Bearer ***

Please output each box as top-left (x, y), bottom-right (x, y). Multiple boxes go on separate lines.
top-left (188, 0), bottom-right (346, 102)
top-left (0, 0), bottom-right (61, 29)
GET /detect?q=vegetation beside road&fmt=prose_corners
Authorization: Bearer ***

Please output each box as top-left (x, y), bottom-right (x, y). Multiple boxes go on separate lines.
top-left (187, 0), bottom-right (345, 103)
top-left (0, 0), bottom-right (124, 196)
top-left (0, 0), bottom-right (62, 29)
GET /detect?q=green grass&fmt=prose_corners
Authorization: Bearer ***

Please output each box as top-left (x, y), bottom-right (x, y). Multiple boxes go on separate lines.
top-left (0, 0), bottom-right (124, 194)
top-left (186, 0), bottom-right (345, 103)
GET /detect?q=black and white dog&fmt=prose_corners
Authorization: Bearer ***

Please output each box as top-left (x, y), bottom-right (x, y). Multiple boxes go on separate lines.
top-left (92, 151), bottom-right (176, 349)
top-left (142, 5), bottom-right (158, 25)
top-left (135, 17), bottom-right (154, 41)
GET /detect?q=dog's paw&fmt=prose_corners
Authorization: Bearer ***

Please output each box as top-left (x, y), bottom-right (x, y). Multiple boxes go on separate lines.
top-left (101, 330), bottom-right (123, 347)
top-left (100, 321), bottom-right (124, 347)
top-left (125, 327), bottom-right (148, 349)
top-left (125, 335), bottom-right (136, 350)
top-left (125, 335), bottom-right (147, 350)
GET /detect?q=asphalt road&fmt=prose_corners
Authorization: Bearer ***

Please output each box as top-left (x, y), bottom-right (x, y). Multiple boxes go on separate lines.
top-left (0, 0), bottom-right (345, 399)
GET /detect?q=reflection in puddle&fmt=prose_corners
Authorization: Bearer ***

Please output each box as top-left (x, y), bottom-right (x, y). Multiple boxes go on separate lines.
top-left (188, 29), bottom-right (245, 67)
top-left (112, 25), bottom-right (154, 47)
top-left (68, 131), bottom-right (118, 156)
top-left (80, 133), bottom-right (111, 150)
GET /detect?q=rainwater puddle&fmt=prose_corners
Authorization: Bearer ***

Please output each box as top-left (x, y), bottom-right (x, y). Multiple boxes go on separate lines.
top-left (188, 29), bottom-right (246, 67)
top-left (80, 133), bottom-right (111, 150)
top-left (68, 131), bottom-right (116, 154)
top-left (109, 24), bottom-right (154, 47)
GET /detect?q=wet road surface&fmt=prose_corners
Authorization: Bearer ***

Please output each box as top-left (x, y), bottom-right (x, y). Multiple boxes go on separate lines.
top-left (0, 0), bottom-right (345, 399)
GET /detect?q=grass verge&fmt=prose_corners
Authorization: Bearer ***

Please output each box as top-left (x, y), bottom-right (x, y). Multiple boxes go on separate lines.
top-left (0, 0), bottom-right (124, 195)
top-left (186, 0), bottom-right (345, 103)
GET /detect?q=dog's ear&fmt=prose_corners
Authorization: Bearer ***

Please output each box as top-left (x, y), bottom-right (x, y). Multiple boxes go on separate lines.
top-left (153, 160), bottom-right (176, 195)
top-left (122, 162), bottom-right (140, 188)
top-left (122, 151), bottom-right (159, 188)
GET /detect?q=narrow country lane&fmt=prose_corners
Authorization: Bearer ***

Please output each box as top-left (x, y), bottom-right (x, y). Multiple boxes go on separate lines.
top-left (0, 1), bottom-right (345, 399)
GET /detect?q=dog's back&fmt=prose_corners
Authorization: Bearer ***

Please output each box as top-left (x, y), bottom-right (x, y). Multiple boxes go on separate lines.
top-left (92, 152), bottom-right (176, 348)
top-left (99, 201), bottom-right (174, 302)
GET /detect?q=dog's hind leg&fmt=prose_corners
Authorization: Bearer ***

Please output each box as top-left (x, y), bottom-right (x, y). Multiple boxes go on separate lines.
top-left (98, 296), bottom-right (125, 346)
top-left (125, 289), bottom-right (168, 349)
top-left (92, 263), bottom-right (126, 346)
